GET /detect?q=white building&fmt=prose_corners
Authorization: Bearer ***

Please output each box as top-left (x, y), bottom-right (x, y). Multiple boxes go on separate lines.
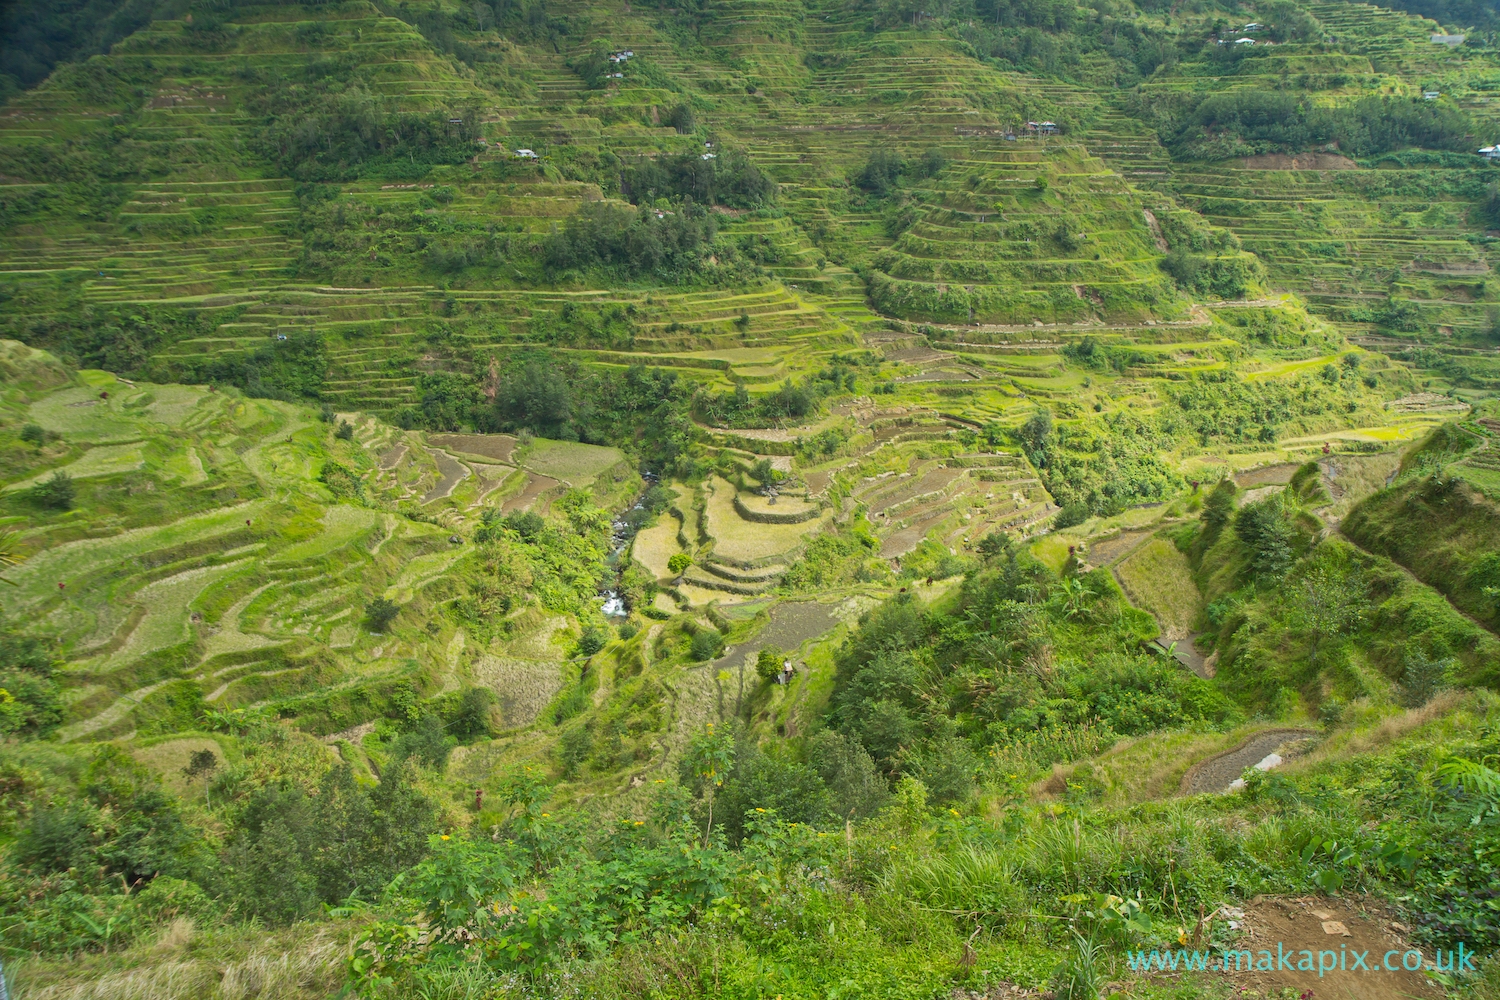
top-left (1479, 146), bottom-right (1500, 161)
top-left (1431, 33), bottom-right (1465, 46)
top-left (514, 148), bottom-right (538, 159)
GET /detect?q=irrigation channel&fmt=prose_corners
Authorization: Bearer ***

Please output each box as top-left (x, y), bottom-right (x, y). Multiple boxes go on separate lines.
top-left (599, 472), bottom-right (659, 617)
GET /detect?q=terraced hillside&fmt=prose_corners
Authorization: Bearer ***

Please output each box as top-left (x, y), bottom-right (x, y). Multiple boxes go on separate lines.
top-left (0, 342), bottom-right (639, 740)
top-left (9, 3), bottom-right (1500, 996)
top-left (1, 0), bottom-right (1495, 635)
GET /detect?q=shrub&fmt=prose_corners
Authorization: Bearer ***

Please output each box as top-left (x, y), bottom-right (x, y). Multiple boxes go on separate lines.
top-left (755, 646), bottom-right (784, 682)
top-left (366, 598), bottom-right (400, 633)
top-left (556, 725), bottom-right (592, 778)
top-left (30, 471), bottom-right (74, 510)
top-left (450, 687), bottom-right (495, 741)
top-left (690, 629), bottom-right (722, 661)
top-left (19, 423), bottom-right (44, 445)
top-left (1054, 502), bottom-right (1089, 529)
top-left (667, 553), bottom-right (692, 575)
top-left (577, 625), bottom-right (607, 657)
top-left (1234, 491), bottom-right (1301, 577)
top-left (1400, 649), bottom-right (1453, 707)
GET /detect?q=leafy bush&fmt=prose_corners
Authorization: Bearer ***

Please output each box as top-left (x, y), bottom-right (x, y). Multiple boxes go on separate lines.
top-left (755, 646), bottom-right (785, 682)
top-left (254, 83), bottom-right (479, 181)
top-left (1054, 502), bottom-right (1089, 529)
top-left (544, 200), bottom-right (722, 280)
top-left (366, 598), bottom-right (400, 633)
top-left (618, 149), bottom-right (775, 209)
top-left (0, 629), bottom-right (62, 737)
top-left (29, 470), bottom-right (74, 510)
top-left (690, 628), bottom-right (722, 661)
top-left (578, 625), bottom-right (608, 657)
top-left (1159, 249), bottom-right (1262, 299)
top-left (1148, 91), bottom-right (1474, 161)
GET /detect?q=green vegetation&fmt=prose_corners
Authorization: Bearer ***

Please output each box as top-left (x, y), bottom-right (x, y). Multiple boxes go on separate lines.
top-left (4, 0), bottom-right (1500, 994)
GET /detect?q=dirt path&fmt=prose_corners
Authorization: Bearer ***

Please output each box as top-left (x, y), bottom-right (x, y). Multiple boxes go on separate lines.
top-left (1179, 728), bottom-right (1316, 795)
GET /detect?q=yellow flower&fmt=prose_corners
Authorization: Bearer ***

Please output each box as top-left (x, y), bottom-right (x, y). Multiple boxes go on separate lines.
top-left (440, 835), bottom-right (450, 840)
top-left (949, 808), bottom-right (960, 816)
top-left (633, 820), bottom-right (645, 826)
top-left (754, 808), bottom-right (766, 813)
top-left (542, 812), bottom-right (551, 818)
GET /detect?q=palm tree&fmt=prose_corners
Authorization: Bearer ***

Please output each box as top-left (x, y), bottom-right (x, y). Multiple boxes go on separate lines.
top-left (0, 530), bottom-right (21, 586)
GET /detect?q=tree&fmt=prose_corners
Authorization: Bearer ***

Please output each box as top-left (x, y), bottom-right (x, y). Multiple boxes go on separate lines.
top-left (366, 597), bottom-right (400, 633)
top-left (976, 531), bottom-right (1013, 562)
top-left (755, 646), bottom-right (785, 683)
top-left (1053, 502), bottom-right (1089, 529)
top-left (1400, 649), bottom-right (1453, 708)
top-left (1234, 492), bottom-right (1299, 578)
top-left (577, 625), bottom-right (607, 656)
top-left (1297, 563), bottom-right (1365, 668)
top-left (182, 749), bottom-right (218, 807)
top-left (1200, 479), bottom-right (1237, 539)
top-left (682, 722), bottom-right (735, 845)
top-left (1018, 408), bottom-right (1053, 463)
top-left (667, 553), bottom-right (692, 576)
top-left (30, 471), bottom-right (75, 511)
top-left (450, 687), bottom-right (495, 741)
top-left (690, 628), bottom-right (722, 661)
top-left (808, 730), bottom-right (887, 820)
top-left (0, 529), bottom-right (21, 586)
top-left (665, 102), bottom-right (695, 133)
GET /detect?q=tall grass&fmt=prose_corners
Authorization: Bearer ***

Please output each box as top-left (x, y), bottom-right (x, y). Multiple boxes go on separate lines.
top-left (988, 722), bottom-right (1120, 776)
top-left (18, 932), bottom-right (344, 1000)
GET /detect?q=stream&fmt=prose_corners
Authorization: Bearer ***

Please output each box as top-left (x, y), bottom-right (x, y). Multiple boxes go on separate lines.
top-left (599, 472), bottom-right (658, 618)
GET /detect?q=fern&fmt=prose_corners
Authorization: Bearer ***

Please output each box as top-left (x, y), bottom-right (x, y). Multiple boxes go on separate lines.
top-left (1436, 756), bottom-right (1500, 802)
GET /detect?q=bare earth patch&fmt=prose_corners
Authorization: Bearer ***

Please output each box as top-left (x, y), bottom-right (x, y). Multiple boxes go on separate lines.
top-left (1213, 895), bottom-right (1444, 1000)
top-left (1240, 152), bottom-right (1358, 170)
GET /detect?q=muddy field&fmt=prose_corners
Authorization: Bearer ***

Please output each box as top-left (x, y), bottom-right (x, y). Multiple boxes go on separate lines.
top-left (428, 433), bottom-right (517, 463)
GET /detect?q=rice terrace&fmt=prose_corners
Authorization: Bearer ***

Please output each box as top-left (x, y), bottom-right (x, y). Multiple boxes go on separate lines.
top-left (3, 0), bottom-right (1500, 996)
